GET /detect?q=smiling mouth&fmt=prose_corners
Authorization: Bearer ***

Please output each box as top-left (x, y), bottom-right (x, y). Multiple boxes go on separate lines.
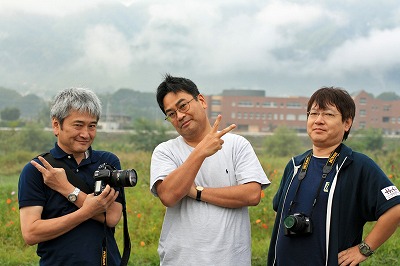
top-left (180, 119), bottom-right (191, 128)
top-left (76, 140), bottom-right (90, 144)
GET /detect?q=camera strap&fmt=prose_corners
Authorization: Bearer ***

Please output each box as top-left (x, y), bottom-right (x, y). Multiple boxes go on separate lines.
top-left (37, 152), bottom-right (131, 266)
top-left (288, 144), bottom-right (341, 216)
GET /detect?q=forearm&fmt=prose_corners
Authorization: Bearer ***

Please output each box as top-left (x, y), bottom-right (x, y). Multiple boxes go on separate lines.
top-left (188, 182), bottom-right (262, 208)
top-left (157, 149), bottom-right (207, 206)
top-left (102, 202), bottom-right (123, 227)
top-left (41, 177), bottom-right (108, 223)
top-left (338, 204), bottom-right (400, 265)
top-left (364, 204), bottom-right (400, 251)
top-left (20, 207), bottom-right (92, 245)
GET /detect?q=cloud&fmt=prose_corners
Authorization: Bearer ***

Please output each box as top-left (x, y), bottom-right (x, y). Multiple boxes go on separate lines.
top-left (256, 1), bottom-right (325, 27)
top-left (72, 24), bottom-right (133, 75)
top-left (0, 0), bottom-right (399, 97)
top-left (0, 0), bottom-right (114, 17)
top-left (326, 27), bottom-right (400, 73)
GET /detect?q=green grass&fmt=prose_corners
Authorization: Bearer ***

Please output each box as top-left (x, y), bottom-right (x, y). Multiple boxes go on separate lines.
top-left (1, 152), bottom-right (399, 265)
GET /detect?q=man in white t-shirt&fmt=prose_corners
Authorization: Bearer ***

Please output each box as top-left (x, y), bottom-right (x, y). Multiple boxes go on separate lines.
top-left (150, 74), bottom-right (271, 266)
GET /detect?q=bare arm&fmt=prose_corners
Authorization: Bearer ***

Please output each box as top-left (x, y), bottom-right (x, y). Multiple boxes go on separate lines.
top-left (338, 204), bottom-right (400, 266)
top-left (31, 157), bottom-right (123, 226)
top-left (156, 115), bottom-right (236, 207)
top-left (187, 182), bottom-right (262, 208)
top-left (19, 186), bottom-right (118, 245)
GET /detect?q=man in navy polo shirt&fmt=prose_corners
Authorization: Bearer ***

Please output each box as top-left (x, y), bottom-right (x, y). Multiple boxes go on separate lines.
top-left (18, 88), bottom-right (125, 265)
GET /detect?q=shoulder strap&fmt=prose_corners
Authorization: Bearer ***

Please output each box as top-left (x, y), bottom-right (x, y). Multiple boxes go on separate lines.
top-left (120, 206), bottom-right (131, 266)
top-left (39, 152), bottom-right (92, 194)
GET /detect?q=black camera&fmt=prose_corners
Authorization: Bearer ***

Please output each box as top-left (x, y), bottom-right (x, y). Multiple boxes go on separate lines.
top-left (93, 163), bottom-right (138, 196)
top-left (284, 213), bottom-right (312, 236)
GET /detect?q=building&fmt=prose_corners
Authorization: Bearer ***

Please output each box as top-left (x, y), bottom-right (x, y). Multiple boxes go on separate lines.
top-left (205, 89), bottom-right (400, 135)
top-left (353, 90), bottom-right (400, 135)
top-left (98, 114), bottom-right (132, 131)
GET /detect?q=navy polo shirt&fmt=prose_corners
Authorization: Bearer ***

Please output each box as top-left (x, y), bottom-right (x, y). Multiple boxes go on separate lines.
top-left (18, 143), bottom-right (125, 266)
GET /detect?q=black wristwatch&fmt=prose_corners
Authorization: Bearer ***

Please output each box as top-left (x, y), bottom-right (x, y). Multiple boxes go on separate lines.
top-left (196, 186), bottom-right (204, 201)
top-left (358, 241), bottom-right (374, 257)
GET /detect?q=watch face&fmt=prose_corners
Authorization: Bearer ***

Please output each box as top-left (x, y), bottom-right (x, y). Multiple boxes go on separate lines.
top-left (68, 194), bottom-right (77, 202)
top-left (359, 243), bottom-right (372, 256)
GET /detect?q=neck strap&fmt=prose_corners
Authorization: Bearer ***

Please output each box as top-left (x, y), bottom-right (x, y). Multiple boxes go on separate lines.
top-left (288, 144), bottom-right (341, 215)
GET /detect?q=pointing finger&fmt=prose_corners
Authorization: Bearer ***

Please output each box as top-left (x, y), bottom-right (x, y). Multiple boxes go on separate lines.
top-left (211, 114), bottom-right (222, 133)
top-left (37, 156), bottom-right (54, 170)
top-left (30, 159), bottom-right (46, 173)
top-left (217, 123), bottom-right (237, 137)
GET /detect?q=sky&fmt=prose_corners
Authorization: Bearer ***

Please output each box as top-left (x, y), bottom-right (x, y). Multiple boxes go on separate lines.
top-left (1, 0), bottom-right (400, 98)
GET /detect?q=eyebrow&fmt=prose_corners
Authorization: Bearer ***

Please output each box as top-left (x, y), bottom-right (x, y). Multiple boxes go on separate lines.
top-left (310, 106), bottom-right (338, 112)
top-left (72, 119), bottom-right (98, 124)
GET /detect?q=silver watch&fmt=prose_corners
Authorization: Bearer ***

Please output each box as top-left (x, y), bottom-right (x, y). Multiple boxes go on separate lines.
top-left (358, 241), bottom-right (374, 257)
top-left (67, 187), bottom-right (80, 203)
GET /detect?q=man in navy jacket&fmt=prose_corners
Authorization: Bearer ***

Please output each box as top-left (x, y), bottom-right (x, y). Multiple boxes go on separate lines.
top-left (268, 87), bottom-right (400, 266)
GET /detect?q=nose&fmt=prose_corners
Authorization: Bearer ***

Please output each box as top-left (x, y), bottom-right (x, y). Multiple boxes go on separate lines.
top-left (314, 113), bottom-right (325, 123)
top-left (79, 126), bottom-right (91, 138)
top-left (176, 109), bottom-right (186, 120)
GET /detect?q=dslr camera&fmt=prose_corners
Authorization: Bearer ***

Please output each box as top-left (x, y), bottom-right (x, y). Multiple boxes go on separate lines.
top-left (284, 213), bottom-right (312, 236)
top-left (93, 163), bottom-right (138, 196)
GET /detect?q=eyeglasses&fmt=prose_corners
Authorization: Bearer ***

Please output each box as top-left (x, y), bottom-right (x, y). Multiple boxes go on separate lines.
top-left (307, 111), bottom-right (341, 120)
top-left (164, 98), bottom-right (196, 122)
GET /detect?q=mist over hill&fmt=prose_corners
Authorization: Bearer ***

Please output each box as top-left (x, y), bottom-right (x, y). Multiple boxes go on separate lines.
top-left (1, 86), bottom-right (398, 123)
top-left (0, 87), bottom-right (161, 122)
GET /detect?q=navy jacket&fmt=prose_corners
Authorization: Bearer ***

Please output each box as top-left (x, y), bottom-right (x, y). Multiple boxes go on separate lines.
top-left (268, 144), bottom-right (400, 266)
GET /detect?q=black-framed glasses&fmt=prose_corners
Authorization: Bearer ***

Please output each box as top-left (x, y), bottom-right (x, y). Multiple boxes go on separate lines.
top-left (164, 98), bottom-right (196, 122)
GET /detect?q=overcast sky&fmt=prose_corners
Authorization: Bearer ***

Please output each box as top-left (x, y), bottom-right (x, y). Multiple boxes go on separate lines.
top-left (1, 0), bottom-right (400, 98)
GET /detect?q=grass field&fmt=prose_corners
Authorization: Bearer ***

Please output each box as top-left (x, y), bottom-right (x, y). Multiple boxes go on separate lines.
top-left (1, 149), bottom-right (399, 265)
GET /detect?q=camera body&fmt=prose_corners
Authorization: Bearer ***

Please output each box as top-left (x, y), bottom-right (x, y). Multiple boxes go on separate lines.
top-left (93, 163), bottom-right (138, 196)
top-left (284, 213), bottom-right (312, 236)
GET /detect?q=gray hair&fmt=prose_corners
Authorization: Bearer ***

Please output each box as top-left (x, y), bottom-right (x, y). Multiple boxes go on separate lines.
top-left (50, 88), bottom-right (102, 125)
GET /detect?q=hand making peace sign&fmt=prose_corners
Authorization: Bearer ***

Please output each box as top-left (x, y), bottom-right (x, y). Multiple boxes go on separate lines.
top-left (31, 156), bottom-right (71, 193)
top-left (196, 114), bottom-right (237, 158)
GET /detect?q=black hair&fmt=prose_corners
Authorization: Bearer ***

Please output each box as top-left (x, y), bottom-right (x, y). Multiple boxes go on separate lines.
top-left (307, 86), bottom-right (355, 140)
top-left (156, 74), bottom-right (200, 114)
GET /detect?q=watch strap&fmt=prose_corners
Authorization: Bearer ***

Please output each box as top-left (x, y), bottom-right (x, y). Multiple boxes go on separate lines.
top-left (196, 186), bottom-right (203, 201)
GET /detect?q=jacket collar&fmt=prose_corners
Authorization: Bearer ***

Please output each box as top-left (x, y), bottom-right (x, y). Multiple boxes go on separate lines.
top-left (293, 143), bottom-right (354, 168)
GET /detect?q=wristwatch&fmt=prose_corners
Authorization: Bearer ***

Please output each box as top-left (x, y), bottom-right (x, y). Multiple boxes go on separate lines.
top-left (358, 241), bottom-right (374, 257)
top-left (67, 187), bottom-right (80, 203)
top-left (196, 186), bottom-right (204, 201)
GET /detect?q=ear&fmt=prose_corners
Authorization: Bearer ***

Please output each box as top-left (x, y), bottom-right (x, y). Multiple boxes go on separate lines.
top-left (343, 118), bottom-right (352, 132)
top-left (197, 94), bottom-right (208, 109)
top-left (52, 118), bottom-right (60, 137)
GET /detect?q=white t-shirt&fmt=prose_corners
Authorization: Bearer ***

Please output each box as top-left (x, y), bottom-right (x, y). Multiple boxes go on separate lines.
top-left (150, 133), bottom-right (270, 266)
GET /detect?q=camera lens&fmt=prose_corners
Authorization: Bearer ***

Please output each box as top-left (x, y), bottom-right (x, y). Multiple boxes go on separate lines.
top-left (284, 215), bottom-right (297, 229)
top-left (126, 170), bottom-right (137, 186)
top-left (284, 214), bottom-right (308, 232)
top-left (111, 169), bottom-right (137, 187)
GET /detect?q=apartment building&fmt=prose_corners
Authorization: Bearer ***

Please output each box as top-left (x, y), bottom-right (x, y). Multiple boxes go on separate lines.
top-left (205, 89), bottom-right (400, 135)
